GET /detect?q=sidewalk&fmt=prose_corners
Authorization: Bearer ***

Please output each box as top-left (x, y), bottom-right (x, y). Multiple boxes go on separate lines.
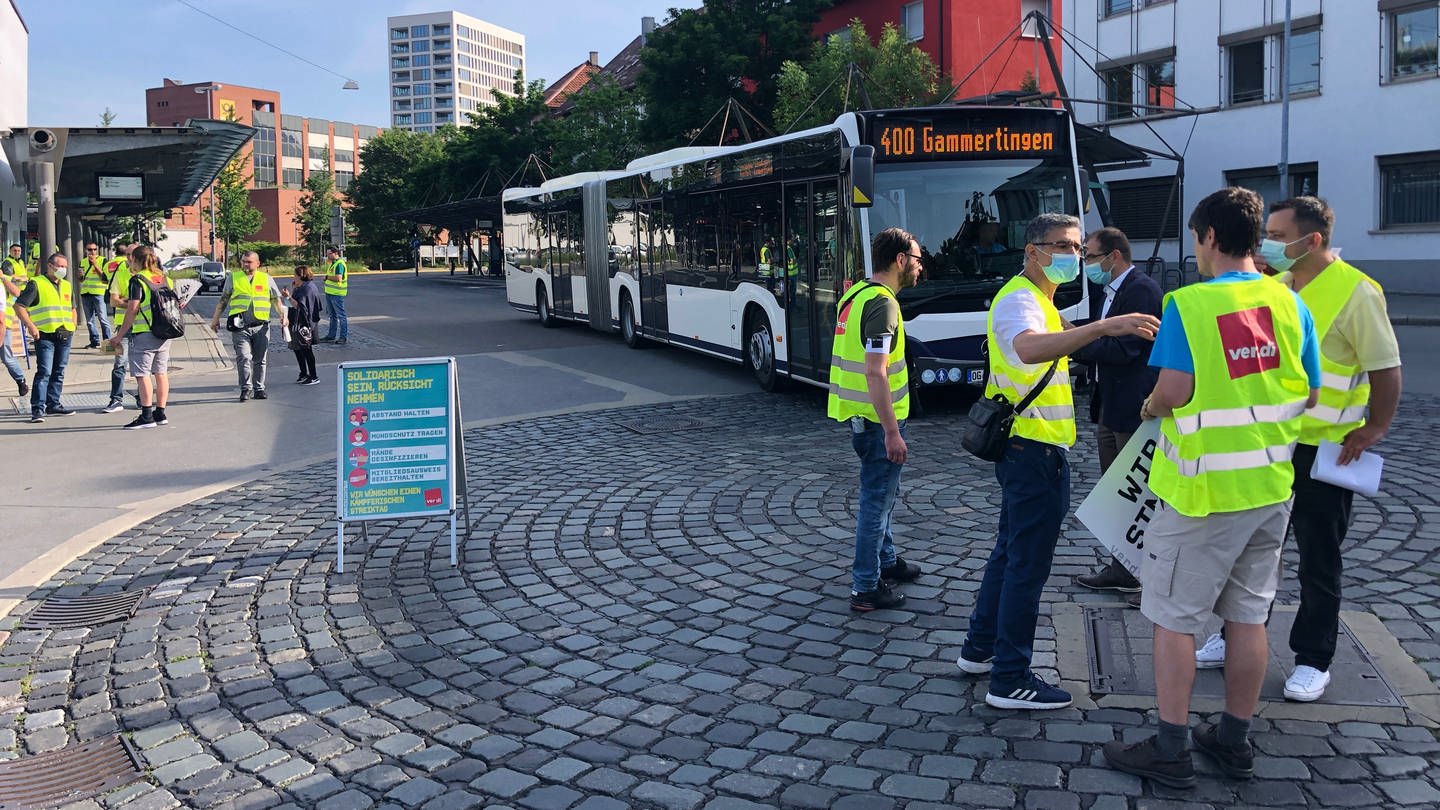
top-left (0, 391), bottom-right (1436, 808)
top-left (1387, 293), bottom-right (1440, 327)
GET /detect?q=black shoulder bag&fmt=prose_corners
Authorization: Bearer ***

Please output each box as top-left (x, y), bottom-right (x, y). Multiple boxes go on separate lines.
top-left (961, 360), bottom-right (1059, 462)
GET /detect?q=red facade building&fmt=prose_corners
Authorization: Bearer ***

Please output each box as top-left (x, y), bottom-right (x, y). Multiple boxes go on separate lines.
top-left (814, 0), bottom-right (1062, 101)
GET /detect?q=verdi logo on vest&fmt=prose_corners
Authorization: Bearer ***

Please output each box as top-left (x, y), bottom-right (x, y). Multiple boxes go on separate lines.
top-left (1217, 306), bottom-right (1280, 379)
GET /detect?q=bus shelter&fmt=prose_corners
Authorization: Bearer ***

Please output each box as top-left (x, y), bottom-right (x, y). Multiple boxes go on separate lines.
top-left (392, 196), bottom-right (504, 276)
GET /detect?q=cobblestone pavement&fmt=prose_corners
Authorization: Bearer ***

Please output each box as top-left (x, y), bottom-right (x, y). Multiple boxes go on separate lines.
top-left (3, 392), bottom-right (1439, 810)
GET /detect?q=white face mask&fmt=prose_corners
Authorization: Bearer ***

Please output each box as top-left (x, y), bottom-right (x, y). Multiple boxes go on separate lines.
top-left (52, 267), bottom-right (68, 279)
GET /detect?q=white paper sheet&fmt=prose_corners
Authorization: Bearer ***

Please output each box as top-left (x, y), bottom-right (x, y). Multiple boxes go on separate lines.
top-left (1310, 440), bottom-right (1383, 497)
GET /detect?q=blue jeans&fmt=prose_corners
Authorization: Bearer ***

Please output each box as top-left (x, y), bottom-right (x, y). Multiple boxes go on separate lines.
top-left (1, 323), bottom-right (23, 383)
top-left (81, 293), bottom-right (112, 344)
top-left (109, 335), bottom-right (129, 403)
top-left (851, 418), bottom-right (905, 592)
top-left (962, 437), bottom-right (1071, 686)
top-left (324, 294), bottom-right (347, 340)
top-left (31, 331), bottom-right (71, 415)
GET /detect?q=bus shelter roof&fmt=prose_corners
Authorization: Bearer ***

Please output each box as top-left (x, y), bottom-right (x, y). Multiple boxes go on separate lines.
top-left (392, 195), bottom-right (504, 233)
top-left (2, 120), bottom-right (255, 230)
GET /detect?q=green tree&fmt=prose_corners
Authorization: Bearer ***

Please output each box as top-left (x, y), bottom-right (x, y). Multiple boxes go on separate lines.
top-left (441, 72), bottom-right (556, 195)
top-left (346, 129), bottom-right (449, 261)
top-left (550, 74), bottom-right (646, 173)
top-left (213, 154), bottom-right (264, 264)
top-left (293, 149), bottom-right (337, 262)
top-left (99, 107), bottom-right (116, 126)
top-left (774, 19), bottom-right (941, 133)
top-left (638, 0), bottom-right (827, 145)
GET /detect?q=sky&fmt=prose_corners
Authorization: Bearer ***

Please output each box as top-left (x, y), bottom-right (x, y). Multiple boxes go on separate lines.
top-left (19, 0), bottom-right (702, 127)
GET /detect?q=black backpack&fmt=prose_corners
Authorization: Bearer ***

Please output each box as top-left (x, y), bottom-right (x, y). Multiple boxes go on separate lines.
top-left (148, 281), bottom-right (185, 340)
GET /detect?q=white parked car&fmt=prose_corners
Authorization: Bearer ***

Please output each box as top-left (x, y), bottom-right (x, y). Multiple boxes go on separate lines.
top-left (162, 256), bottom-right (209, 273)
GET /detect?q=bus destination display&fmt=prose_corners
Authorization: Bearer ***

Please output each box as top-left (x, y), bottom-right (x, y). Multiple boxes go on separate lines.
top-left (870, 116), bottom-right (1063, 162)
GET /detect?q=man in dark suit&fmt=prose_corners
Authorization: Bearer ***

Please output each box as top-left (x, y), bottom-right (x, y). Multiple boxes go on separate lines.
top-left (1074, 227), bottom-right (1164, 595)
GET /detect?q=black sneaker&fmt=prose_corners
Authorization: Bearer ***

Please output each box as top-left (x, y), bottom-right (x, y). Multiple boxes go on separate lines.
top-left (302, 377), bottom-right (320, 386)
top-left (16, 380), bottom-right (28, 397)
top-left (317, 336), bottom-right (336, 343)
top-left (296, 373), bottom-right (307, 383)
top-left (335, 338), bottom-right (348, 346)
top-left (28, 412), bottom-right (44, 423)
top-left (1103, 735), bottom-right (1197, 789)
top-left (985, 671), bottom-right (1073, 710)
top-left (87, 342), bottom-right (100, 349)
top-left (239, 390), bottom-right (250, 402)
top-left (101, 400), bottom-right (124, 414)
top-left (124, 413), bottom-right (156, 430)
top-left (1077, 559), bottom-right (1141, 593)
top-left (850, 582), bottom-right (905, 612)
top-left (1192, 722), bottom-right (1254, 780)
top-left (253, 389), bottom-right (268, 400)
top-left (153, 407), bottom-right (169, 426)
top-left (45, 406), bottom-right (75, 417)
top-left (880, 558), bottom-right (922, 583)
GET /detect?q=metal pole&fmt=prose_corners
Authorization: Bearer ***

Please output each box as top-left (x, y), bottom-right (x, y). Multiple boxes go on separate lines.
top-left (1279, 0), bottom-right (1292, 197)
top-left (35, 162), bottom-right (57, 274)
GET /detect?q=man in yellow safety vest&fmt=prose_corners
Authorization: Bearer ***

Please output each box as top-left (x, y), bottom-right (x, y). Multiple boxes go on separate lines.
top-left (1192, 196), bottom-right (1403, 703)
top-left (101, 244), bottom-right (134, 414)
top-left (1, 245), bottom-right (27, 396)
top-left (14, 252), bottom-right (78, 422)
top-left (1104, 187), bottom-right (1321, 789)
top-left (210, 250), bottom-right (287, 402)
top-left (319, 246), bottom-right (348, 344)
top-left (828, 227), bottom-right (923, 612)
top-left (956, 212), bottom-right (1159, 711)
top-left (78, 241), bottom-right (113, 348)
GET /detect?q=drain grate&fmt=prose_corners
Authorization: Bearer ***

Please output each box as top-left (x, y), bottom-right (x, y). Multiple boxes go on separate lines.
top-left (0, 735), bottom-right (144, 809)
top-left (614, 415), bottom-right (711, 434)
top-left (1084, 606), bottom-right (1405, 706)
top-left (18, 589), bottom-right (149, 630)
top-left (8, 393), bottom-right (111, 415)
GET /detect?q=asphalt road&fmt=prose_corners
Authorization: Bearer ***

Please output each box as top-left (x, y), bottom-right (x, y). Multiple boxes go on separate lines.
top-left (0, 270), bottom-right (759, 611)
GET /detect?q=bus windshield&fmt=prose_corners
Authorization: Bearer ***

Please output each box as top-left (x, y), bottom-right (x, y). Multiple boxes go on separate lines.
top-left (867, 158), bottom-right (1078, 314)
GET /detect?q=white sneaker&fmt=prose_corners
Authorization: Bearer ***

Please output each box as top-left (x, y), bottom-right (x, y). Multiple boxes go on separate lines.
top-left (956, 652), bottom-right (994, 674)
top-left (1195, 633), bottom-right (1226, 669)
top-left (1284, 665), bottom-right (1330, 702)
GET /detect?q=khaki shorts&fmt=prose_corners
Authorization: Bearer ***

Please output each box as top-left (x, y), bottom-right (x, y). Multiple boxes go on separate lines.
top-left (128, 332), bottom-right (171, 377)
top-left (1139, 498), bottom-right (1291, 636)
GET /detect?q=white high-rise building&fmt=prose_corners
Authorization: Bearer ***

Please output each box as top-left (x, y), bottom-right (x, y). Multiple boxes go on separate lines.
top-left (387, 11), bottom-right (527, 132)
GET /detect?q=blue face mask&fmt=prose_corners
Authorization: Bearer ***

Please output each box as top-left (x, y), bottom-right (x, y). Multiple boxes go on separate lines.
top-left (1258, 237), bottom-right (1309, 273)
top-left (1039, 248), bottom-right (1081, 283)
top-left (1084, 259), bottom-right (1109, 285)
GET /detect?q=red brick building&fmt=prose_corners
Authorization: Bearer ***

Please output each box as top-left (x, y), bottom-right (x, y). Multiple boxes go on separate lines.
top-left (814, 0), bottom-right (1063, 100)
top-left (145, 79), bottom-right (381, 251)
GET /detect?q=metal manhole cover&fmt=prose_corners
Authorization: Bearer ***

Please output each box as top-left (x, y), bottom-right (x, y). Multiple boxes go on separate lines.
top-left (614, 415), bottom-right (711, 434)
top-left (1083, 606), bottom-right (1405, 706)
top-left (0, 735), bottom-right (144, 809)
top-left (18, 589), bottom-right (149, 630)
top-left (7, 393), bottom-right (110, 414)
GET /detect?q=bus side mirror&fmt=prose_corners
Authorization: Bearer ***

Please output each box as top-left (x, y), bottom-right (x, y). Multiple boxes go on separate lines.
top-left (1079, 168), bottom-right (1093, 214)
top-left (850, 145), bottom-right (875, 208)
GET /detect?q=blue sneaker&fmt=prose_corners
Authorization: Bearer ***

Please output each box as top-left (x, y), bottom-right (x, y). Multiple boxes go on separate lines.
top-left (985, 671), bottom-right (1072, 710)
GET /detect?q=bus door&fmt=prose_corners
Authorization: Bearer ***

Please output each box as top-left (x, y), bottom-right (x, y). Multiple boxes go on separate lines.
top-left (639, 201), bottom-right (669, 337)
top-left (783, 179), bottom-right (840, 381)
top-left (548, 211), bottom-right (573, 314)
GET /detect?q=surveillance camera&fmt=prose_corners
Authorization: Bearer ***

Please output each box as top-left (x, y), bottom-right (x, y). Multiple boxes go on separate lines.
top-left (30, 129), bottom-right (59, 154)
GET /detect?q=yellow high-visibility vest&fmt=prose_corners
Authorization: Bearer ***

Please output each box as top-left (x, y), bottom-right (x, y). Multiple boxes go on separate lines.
top-left (3, 256), bottom-right (29, 330)
top-left (985, 275), bottom-right (1075, 447)
top-left (1150, 277), bottom-right (1310, 517)
top-left (127, 272), bottom-right (175, 335)
top-left (228, 270), bottom-right (273, 321)
top-left (324, 259), bottom-right (348, 296)
top-left (27, 275), bottom-right (76, 334)
top-left (827, 281), bottom-right (909, 422)
top-left (1285, 260), bottom-right (1378, 446)
top-left (80, 256), bottom-right (110, 296)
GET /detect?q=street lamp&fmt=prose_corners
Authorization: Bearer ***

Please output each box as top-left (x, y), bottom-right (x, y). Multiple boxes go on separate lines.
top-left (196, 83), bottom-right (223, 261)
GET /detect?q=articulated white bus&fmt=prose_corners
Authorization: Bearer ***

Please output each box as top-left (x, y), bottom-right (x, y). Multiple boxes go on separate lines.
top-left (504, 106), bottom-right (1089, 391)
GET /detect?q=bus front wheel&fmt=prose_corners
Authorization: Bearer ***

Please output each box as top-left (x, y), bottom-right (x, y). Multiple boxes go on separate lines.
top-left (620, 294), bottom-right (644, 349)
top-left (537, 286), bottom-right (556, 328)
top-left (746, 312), bottom-right (782, 392)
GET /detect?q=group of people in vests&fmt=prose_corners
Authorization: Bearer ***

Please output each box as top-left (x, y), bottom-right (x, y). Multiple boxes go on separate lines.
top-left (829, 187), bottom-right (1401, 791)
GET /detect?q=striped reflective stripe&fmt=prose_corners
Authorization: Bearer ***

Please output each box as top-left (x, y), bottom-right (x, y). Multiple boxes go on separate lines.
top-left (1159, 434), bottom-right (1297, 477)
top-left (833, 357), bottom-right (906, 376)
top-left (1307, 403), bottom-right (1368, 425)
top-left (1320, 369), bottom-right (1367, 391)
top-left (990, 371), bottom-right (1070, 391)
top-left (1171, 400), bottom-right (1308, 436)
top-left (1020, 404), bottom-right (1075, 421)
top-left (828, 383), bottom-right (907, 404)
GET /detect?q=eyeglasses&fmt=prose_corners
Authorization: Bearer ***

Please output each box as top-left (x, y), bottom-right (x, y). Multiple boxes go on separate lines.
top-left (1082, 252), bottom-right (1107, 262)
top-left (903, 252), bottom-right (924, 261)
top-left (1032, 241), bottom-right (1083, 253)
top-left (86, 248), bottom-right (99, 252)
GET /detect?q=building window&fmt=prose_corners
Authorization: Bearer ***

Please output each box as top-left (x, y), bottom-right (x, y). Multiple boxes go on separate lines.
top-left (410, 24), bottom-right (429, 37)
top-left (413, 54), bottom-right (431, 67)
top-left (281, 129), bottom-right (302, 158)
top-left (902, 2), bottom-right (924, 41)
top-left (308, 145), bottom-right (329, 161)
top-left (391, 43), bottom-right (409, 55)
top-left (1103, 0), bottom-right (1133, 16)
top-left (1106, 177), bottom-right (1182, 239)
top-left (1102, 66), bottom-right (1134, 120)
top-left (433, 24), bottom-right (450, 35)
top-left (334, 150), bottom-right (354, 164)
top-left (335, 171), bottom-right (355, 192)
top-left (415, 112), bottom-right (433, 124)
top-left (828, 27), bottom-right (852, 44)
top-left (1225, 162), bottom-right (1319, 207)
top-left (1287, 28), bottom-right (1321, 94)
top-left (392, 71), bottom-right (410, 83)
top-left (411, 40), bottom-right (430, 52)
top-left (392, 57), bottom-right (409, 69)
top-left (1380, 151), bottom-right (1440, 228)
top-left (391, 28), bottom-right (407, 40)
top-left (282, 168), bottom-right (304, 189)
top-left (393, 85), bottom-right (411, 97)
top-left (1020, 0), bottom-right (1049, 37)
top-left (1142, 58), bottom-right (1175, 110)
top-left (1228, 40), bottom-right (1266, 104)
top-left (1391, 4), bottom-right (1439, 78)
top-left (415, 68), bottom-right (431, 81)
top-left (414, 83), bottom-right (432, 96)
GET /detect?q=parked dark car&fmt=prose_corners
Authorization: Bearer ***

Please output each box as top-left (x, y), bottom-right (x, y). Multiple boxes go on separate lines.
top-left (198, 261), bottom-right (227, 294)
